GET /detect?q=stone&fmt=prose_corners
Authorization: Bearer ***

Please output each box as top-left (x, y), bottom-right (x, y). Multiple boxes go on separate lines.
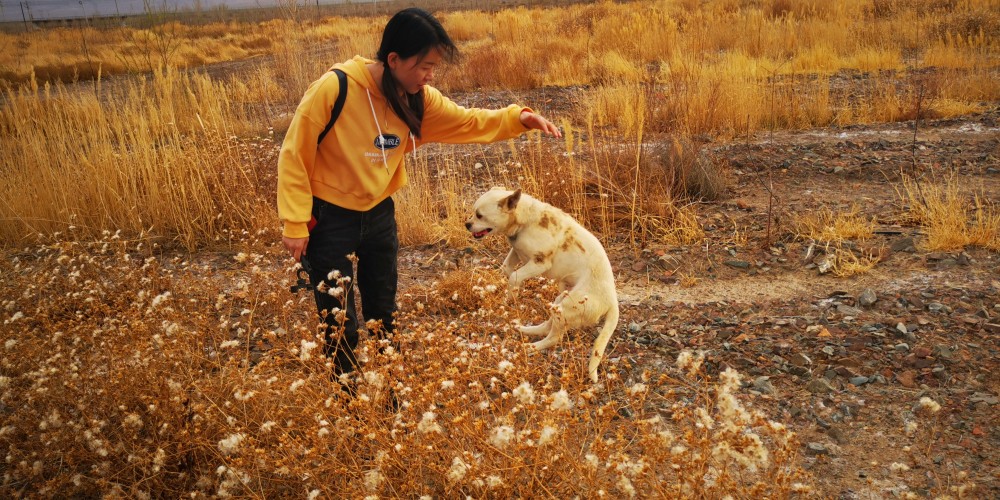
top-left (827, 426), bottom-right (848, 444)
top-left (896, 370), bottom-right (917, 388)
top-left (850, 376), bottom-right (870, 386)
top-left (927, 302), bottom-right (951, 314)
top-left (627, 322), bottom-right (645, 334)
top-left (934, 345), bottom-right (953, 361)
top-left (789, 352), bottom-right (813, 367)
top-left (805, 442), bottom-right (830, 456)
top-left (815, 255), bottom-right (835, 274)
top-left (890, 237), bottom-right (916, 253)
top-left (725, 260), bottom-right (751, 269)
top-left (752, 376), bottom-right (776, 394)
top-left (807, 378), bottom-right (836, 394)
top-left (657, 254), bottom-right (681, 269)
top-left (858, 289), bottom-right (878, 307)
top-left (969, 392), bottom-right (999, 405)
top-left (837, 305), bottom-right (863, 316)
top-left (787, 365), bottom-right (811, 377)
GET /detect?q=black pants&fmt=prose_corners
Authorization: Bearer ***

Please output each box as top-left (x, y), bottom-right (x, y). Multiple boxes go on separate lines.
top-left (305, 196), bottom-right (398, 375)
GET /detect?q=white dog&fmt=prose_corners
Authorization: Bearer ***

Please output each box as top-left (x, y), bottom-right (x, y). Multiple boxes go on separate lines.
top-left (465, 188), bottom-right (620, 382)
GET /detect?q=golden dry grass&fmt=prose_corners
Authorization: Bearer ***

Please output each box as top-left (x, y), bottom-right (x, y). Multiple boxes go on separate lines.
top-left (0, 66), bottom-right (278, 250)
top-left (1, 0), bottom-right (998, 249)
top-left (794, 206), bottom-right (876, 244)
top-left (902, 175), bottom-right (1000, 251)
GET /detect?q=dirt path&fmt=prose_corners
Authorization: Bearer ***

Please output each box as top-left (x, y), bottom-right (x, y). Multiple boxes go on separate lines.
top-left (618, 264), bottom-right (998, 306)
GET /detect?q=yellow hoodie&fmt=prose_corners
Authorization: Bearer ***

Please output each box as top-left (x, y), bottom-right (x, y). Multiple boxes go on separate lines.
top-left (277, 56), bottom-right (532, 238)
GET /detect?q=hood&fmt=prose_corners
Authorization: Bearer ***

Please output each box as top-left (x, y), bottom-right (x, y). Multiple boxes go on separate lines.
top-left (331, 56), bottom-right (383, 98)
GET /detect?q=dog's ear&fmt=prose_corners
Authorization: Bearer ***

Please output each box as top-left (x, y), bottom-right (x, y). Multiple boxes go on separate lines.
top-left (501, 189), bottom-right (522, 211)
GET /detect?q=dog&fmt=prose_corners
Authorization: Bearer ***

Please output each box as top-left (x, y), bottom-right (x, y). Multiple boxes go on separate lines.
top-left (465, 188), bottom-right (619, 382)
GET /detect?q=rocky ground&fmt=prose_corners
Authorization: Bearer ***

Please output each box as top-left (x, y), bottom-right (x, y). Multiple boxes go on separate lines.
top-left (397, 107), bottom-right (1000, 498)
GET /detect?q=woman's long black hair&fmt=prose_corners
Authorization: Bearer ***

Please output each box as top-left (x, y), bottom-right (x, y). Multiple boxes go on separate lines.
top-left (377, 8), bottom-right (457, 139)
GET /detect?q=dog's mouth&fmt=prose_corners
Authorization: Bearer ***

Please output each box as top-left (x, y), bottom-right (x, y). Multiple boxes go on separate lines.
top-left (472, 228), bottom-right (492, 239)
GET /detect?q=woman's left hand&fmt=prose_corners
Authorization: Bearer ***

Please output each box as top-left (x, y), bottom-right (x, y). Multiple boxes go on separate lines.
top-left (520, 110), bottom-right (562, 138)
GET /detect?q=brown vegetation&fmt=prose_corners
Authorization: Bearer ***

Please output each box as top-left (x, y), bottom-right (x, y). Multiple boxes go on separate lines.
top-left (1, 0), bottom-right (999, 497)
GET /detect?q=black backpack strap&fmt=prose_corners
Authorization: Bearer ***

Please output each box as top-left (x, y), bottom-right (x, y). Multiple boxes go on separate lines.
top-left (317, 69), bottom-right (347, 145)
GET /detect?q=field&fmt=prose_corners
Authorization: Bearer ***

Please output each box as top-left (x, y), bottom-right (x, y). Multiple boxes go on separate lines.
top-left (1, 0), bottom-right (999, 497)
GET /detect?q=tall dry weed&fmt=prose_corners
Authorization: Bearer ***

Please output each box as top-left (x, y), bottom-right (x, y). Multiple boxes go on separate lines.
top-left (0, 67), bottom-right (272, 249)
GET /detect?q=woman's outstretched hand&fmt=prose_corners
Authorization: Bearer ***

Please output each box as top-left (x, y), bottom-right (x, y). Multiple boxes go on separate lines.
top-left (520, 110), bottom-right (562, 138)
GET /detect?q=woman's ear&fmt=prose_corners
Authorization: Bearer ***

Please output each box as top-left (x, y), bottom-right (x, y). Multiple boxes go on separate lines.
top-left (386, 52), bottom-right (400, 70)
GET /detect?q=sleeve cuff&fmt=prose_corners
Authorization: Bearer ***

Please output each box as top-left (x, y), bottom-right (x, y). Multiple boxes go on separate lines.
top-left (518, 106), bottom-right (535, 131)
top-left (283, 221), bottom-right (310, 239)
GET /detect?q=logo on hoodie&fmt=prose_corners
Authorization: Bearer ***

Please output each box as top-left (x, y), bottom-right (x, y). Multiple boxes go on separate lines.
top-left (374, 134), bottom-right (401, 150)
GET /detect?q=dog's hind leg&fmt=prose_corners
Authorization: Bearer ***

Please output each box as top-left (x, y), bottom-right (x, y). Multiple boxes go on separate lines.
top-left (517, 290), bottom-right (568, 337)
top-left (588, 303), bottom-right (620, 383)
top-left (517, 319), bottom-right (551, 337)
top-left (530, 312), bottom-right (567, 352)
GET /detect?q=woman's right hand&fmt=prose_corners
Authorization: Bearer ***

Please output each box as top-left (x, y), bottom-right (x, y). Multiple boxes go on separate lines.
top-left (283, 236), bottom-right (309, 262)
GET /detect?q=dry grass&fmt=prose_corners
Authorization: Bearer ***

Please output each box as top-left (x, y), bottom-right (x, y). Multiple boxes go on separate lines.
top-left (3, 1), bottom-right (997, 129)
top-left (0, 66), bottom-right (279, 250)
top-left (901, 175), bottom-right (1000, 251)
top-left (2, 0), bottom-right (998, 249)
top-left (793, 206), bottom-right (876, 244)
top-left (793, 206), bottom-right (883, 277)
top-left (0, 236), bottom-right (813, 497)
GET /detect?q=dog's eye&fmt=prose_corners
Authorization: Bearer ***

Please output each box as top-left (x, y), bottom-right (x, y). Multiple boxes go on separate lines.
top-left (475, 211), bottom-right (482, 219)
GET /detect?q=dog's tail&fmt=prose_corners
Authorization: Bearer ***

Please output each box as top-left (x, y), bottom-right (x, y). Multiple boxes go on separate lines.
top-left (588, 300), bottom-right (620, 383)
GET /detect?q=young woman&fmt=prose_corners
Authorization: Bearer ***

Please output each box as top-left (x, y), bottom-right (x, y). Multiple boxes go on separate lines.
top-left (277, 8), bottom-right (560, 379)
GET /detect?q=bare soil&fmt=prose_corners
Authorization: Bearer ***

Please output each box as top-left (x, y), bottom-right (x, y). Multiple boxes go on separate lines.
top-left (396, 104), bottom-right (1000, 497)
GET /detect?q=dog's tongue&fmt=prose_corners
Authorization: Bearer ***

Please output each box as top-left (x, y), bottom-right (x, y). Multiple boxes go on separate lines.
top-left (473, 229), bottom-right (490, 238)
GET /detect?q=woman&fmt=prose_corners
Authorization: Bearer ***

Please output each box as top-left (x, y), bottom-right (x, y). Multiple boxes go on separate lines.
top-left (277, 8), bottom-right (560, 380)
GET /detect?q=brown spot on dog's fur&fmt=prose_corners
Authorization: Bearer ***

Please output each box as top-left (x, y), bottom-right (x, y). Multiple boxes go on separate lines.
top-left (533, 251), bottom-right (552, 263)
top-left (539, 213), bottom-right (562, 232)
top-left (560, 233), bottom-right (586, 253)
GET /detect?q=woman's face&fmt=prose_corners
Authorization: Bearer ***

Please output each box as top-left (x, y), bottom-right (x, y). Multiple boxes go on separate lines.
top-left (388, 47), bottom-right (442, 95)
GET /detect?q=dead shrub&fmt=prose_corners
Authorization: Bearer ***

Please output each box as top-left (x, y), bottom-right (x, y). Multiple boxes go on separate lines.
top-left (641, 137), bottom-right (730, 202)
top-left (0, 238), bottom-right (812, 497)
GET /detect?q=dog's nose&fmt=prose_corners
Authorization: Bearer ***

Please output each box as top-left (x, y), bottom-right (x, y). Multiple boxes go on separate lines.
top-left (464, 222), bottom-right (471, 230)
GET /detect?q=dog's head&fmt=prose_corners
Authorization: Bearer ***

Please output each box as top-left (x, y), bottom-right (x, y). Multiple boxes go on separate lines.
top-left (465, 188), bottom-right (522, 239)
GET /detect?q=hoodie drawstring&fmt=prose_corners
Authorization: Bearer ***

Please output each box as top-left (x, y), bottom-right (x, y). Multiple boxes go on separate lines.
top-left (365, 89), bottom-right (390, 174)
